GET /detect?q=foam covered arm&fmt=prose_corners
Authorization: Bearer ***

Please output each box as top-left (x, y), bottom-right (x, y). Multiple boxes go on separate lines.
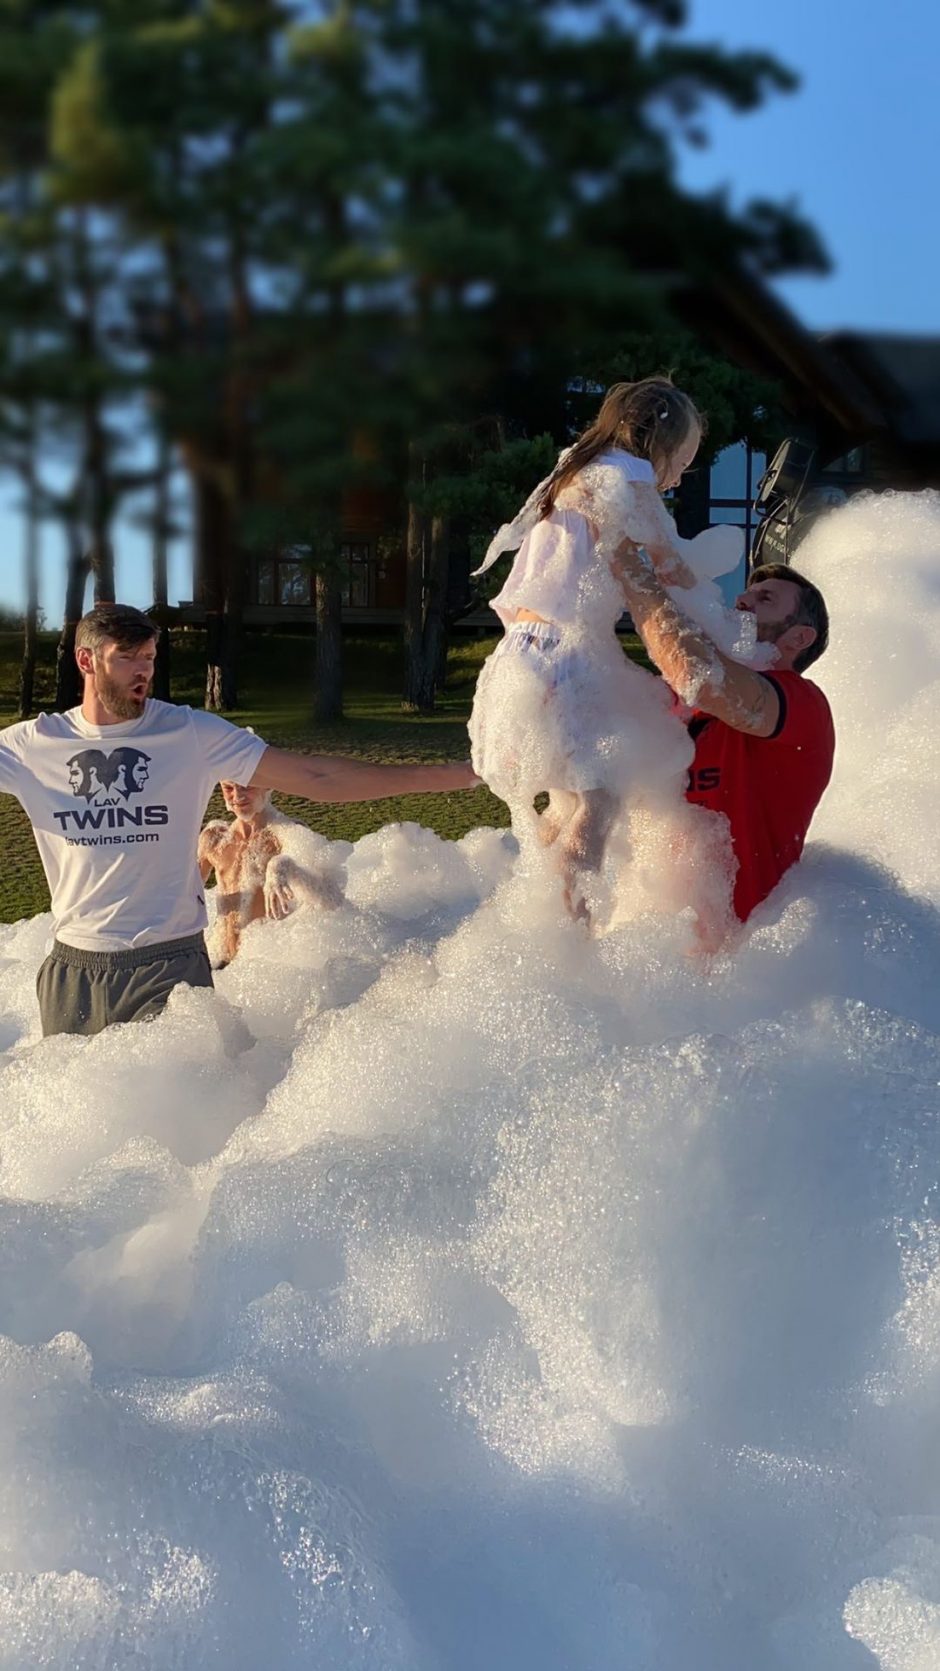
top-left (613, 541), bottom-right (781, 737)
top-left (564, 470), bottom-right (699, 589)
top-left (197, 820), bottom-right (227, 884)
top-left (620, 482), bottom-right (696, 582)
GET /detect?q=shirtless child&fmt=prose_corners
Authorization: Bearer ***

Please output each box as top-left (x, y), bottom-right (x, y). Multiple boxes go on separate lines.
top-left (198, 780), bottom-right (346, 967)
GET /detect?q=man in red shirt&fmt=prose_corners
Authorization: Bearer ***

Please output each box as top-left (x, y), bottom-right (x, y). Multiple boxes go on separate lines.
top-left (613, 552), bottom-right (834, 925)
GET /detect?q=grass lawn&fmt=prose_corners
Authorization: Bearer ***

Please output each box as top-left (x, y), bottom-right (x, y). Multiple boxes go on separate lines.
top-left (0, 625), bottom-right (651, 924)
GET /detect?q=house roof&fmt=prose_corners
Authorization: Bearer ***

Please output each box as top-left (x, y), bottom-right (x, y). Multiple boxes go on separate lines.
top-left (822, 332), bottom-right (940, 447)
top-left (672, 261), bottom-right (886, 443)
top-left (675, 260), bottom-right (940, 472)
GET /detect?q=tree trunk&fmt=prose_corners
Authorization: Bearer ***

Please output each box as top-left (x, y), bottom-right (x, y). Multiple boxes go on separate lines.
top-left (18, 437), bottom-right (40, 718)
top-left (219, 198), bottom-right (261, 717)
top-left (89, 535), bottom-right (115, 604)
top-left (19, 612), bottom-right (37, 721)
top-left (220, 639), bottom-right (239, 711)
top-left (403, 488), bottom-right (428, 712)
top-left (421, 513), bottom-right (451, 708)
top-left (194, 474), bottom-right (227, 710)
top-left (74, 210), bottom-right (116, 606)
top-left (311, 188), bottom-right (348, 728)
top-left (403, 500), bottom-right (450, 714)
top-left (55, 527), bottom-right (90, 711)
top-left (220, 548), bottom-right (243, 711)
top-left (152, 438), bottom-right (172, 701)
top-left (314, 566), bottom-right (343, 722)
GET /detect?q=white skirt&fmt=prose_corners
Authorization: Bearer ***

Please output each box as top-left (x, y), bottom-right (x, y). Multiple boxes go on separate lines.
top-left (468, 621), bottom-right (693, 804)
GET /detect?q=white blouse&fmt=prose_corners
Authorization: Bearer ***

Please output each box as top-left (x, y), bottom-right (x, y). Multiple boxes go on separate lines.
top-left (489, 450), bottom-right (656, 634)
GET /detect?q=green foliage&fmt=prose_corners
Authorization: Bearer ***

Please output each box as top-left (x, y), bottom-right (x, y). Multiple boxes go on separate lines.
top-left (0, 0), bottom-right (825, 653)
top-left (49, 39), bottom-right (139, 204)
top-left (0, 605), bottom-right (45, 631)
top-left (412, 435), bottom-right (554, 520)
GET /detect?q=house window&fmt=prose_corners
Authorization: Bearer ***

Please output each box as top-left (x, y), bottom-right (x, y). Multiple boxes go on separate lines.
top-left (278, 560), bottom-right (311, 606)
top-left (709, 441), bottom-right (766, 601)
top-left (256, 543), bottom-right (376, 609)
top-left (256, 555), bottom-right (312, 606)
top-left (340, 542), bottom-right (373, 609)
top-left (710, 440), bottom-right (766, 537)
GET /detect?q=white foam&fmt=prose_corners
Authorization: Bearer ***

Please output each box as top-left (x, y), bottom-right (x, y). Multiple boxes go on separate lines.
top-left (799, 489), bottom-right (940, 904)
top-left (1, 492), bottom-right (940, 1666)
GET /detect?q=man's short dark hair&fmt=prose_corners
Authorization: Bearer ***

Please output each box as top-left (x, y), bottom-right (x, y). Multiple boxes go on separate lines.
top-left (75, 604), bottom-right (159, 657)
top-left (749, 563), bottom-right (829, 673)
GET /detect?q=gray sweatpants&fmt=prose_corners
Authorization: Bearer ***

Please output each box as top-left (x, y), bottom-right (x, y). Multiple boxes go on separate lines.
top-left (36, 932), bottom-right (214, 1038)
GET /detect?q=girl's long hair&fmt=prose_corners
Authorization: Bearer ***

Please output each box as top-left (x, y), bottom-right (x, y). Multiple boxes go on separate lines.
top-left (538, 377), bottom-right (703, 518)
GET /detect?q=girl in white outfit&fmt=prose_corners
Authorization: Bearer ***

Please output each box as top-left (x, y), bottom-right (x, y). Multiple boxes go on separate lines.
top-left (468, 378), bottom-right (767, 922)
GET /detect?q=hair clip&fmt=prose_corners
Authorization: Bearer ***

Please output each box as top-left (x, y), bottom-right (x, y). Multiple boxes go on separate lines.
top-left (657, 405), bottom-right (669, 421)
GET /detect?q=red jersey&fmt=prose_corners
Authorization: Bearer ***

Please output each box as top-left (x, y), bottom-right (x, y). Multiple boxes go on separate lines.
top-left (685, 671), bottom-right (835, 922)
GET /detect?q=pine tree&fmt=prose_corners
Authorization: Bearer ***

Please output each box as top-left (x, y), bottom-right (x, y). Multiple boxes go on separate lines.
top-left (41, 2), bottom-right (290, 708)
top-left (0, 0), bottom-right (828, 725)
top-left (0, 5), bottom-right (162, 706)
top-left (347, 0), bottom-right (824, 708)
top-left (0, 1), bottom-right (71, 712)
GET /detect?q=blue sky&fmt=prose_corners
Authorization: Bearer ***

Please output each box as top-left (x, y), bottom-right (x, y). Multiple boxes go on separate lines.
top-left (679, 0), bottom-right (939, 334)
top-left (2, 0), bottom-right (936, 621)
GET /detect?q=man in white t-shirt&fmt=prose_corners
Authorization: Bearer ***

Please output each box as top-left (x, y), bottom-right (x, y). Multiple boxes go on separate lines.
top-left (0, 603), bottom-right (477, 1036)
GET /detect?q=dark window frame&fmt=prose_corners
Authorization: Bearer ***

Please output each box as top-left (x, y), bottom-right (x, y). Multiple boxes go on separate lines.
top-left (709, 442), bottom-right (765, 552)
top-left (256, 556), bottom-right (312, 607)
top-left (256, 542), bottom-right (378, 610)
top-left (339, 541), bottom-right (374, 609)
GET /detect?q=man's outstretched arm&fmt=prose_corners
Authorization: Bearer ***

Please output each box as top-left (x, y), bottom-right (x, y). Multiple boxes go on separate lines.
top-left (249, 748), bottom-right (479, 804)
top-left (612, 540), bottom-right (781, 739)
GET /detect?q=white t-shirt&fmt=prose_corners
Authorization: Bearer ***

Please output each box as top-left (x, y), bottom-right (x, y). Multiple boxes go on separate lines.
top-left (0, 702), bottom-right (267, 951)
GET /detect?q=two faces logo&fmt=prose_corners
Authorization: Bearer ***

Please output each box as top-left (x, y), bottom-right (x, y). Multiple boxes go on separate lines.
top-left (55, 747), bottom-right (167, 836)
top-left (66, 746), bottom-right (151, 805)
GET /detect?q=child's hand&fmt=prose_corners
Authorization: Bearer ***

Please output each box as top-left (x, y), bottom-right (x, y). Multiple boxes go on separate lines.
top-left (264, 877), bottom-right (295, 919)
top-left (264, 857), bottom-right (296, 920)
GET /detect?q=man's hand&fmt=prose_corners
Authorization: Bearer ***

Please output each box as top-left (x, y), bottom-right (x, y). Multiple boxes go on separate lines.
top-left (250, 750), bottom-right (480, 804)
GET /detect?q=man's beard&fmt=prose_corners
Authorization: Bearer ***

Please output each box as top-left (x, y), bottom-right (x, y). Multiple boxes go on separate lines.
top-left (755, 611), bottom-right (798, 646)
top-left (95, 670), bottom-right (152, 720)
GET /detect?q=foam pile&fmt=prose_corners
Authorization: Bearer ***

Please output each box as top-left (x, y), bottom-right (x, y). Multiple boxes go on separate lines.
top-left (1, 492), bottom-right (940, 1668)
